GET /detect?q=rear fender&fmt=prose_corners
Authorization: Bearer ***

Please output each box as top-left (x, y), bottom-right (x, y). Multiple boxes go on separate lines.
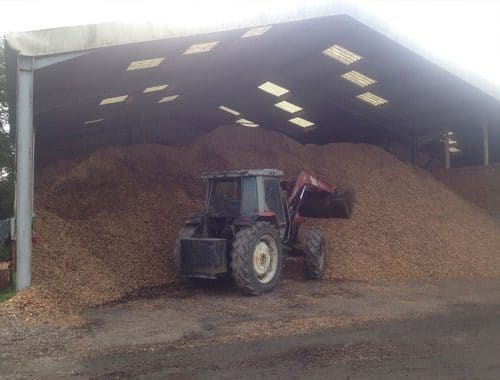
top-left (233, 215), bottom-right (259, 227)
top-left (233, 213), bottom-right (280, 229)
top-left (256, 211), bottom-right (280, 229)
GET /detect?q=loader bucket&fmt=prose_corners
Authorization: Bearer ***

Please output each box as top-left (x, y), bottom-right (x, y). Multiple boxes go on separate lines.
top-left (299, 187), bottom-right (354, 219)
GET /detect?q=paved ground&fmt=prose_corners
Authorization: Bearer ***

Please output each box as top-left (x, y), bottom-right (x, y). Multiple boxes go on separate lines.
top-left (2, 278), bottom-right (500, 379)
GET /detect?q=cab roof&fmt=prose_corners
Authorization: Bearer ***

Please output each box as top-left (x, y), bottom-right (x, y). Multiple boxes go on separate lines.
top-left (201, 169), bottom-right (284, 179)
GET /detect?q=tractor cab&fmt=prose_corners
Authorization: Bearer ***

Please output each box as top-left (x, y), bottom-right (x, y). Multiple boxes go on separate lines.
top-left (203, 169), bottom-right (287, 236)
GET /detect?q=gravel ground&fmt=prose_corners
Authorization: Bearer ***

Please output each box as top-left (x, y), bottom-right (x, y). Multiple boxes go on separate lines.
top-left (0, 308), bottom-right (80, 365)
top-left (2, 277), bottom-right (500, 378)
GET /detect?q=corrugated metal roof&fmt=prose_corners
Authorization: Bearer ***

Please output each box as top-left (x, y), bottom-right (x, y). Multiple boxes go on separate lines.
top-left (4, 1), bottom-right (500, 160)
top-left (6, 1), bottom-right (500, 103)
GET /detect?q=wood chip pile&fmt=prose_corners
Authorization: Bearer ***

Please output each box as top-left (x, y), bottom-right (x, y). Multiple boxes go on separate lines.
top-left (3, 125), bottom-right (500, 322)
top-left (431, 164), bottom-right (500, 214)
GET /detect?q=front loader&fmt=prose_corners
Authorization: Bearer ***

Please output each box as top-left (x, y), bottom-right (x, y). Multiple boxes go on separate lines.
top-left (173, 169), bottom-right (354, 295)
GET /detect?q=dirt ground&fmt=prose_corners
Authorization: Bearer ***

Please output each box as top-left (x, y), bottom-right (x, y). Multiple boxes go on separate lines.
top-left (2, 276), bottom-right (500, 379)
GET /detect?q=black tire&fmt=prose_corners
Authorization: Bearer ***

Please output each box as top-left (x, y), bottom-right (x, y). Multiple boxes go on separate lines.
top-left (231, 221), bottom-right (283, 295)
top-left (173, 225), bottom-right (197, 273)
top-left (305, 229), bottom-right (326, 280)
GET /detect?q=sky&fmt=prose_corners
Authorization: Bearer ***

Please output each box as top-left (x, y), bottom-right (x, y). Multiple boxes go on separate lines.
top-left (0, 0), bottom-right (500, 88)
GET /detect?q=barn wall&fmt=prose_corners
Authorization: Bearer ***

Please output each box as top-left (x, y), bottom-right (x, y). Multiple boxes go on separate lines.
top-left (36, 121), bottom-right (209, 169)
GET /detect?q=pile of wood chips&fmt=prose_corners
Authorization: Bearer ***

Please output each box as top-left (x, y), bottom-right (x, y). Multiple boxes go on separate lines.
top-left (431, 164), bottom-right (500, 214)
top-left (3, 125), bottom-right (500, 323)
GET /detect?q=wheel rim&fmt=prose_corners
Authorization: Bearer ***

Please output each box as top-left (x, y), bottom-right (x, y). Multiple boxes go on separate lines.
top-left (252, 235), bottom-right (278, 284)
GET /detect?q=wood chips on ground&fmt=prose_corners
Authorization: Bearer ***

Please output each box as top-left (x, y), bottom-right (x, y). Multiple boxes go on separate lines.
top-left (2, 126), bottom-right (500, 323)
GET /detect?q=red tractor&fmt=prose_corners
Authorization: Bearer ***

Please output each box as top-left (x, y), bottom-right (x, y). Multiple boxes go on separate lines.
top-left (173, 169), bottom-right (354, 295)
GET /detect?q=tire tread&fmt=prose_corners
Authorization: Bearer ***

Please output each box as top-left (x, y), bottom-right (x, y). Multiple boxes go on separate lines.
top-left (305, 229), bottom-right (325, 280)
top-left (231, 221), bottom-right (282, 295)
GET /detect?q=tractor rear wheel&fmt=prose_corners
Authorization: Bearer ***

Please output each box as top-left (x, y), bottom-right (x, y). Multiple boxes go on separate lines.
top-left (305, 229), bottom-right (326, 280)
top-left (231, 221), bottom-right (283, 295)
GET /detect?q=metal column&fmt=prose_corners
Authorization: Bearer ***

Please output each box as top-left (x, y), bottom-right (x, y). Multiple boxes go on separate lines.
top-left (444, 139), bottom-right (450, 169)
top-left (15, 56), bottom-right (35, 292)
top-left (483, 122), bottom-right (489, 166)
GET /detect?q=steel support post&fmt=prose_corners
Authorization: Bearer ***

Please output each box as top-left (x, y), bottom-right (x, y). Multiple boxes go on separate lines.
top-left (444, 139), bottom-right (450, 169)
top-left (15, 56), bottom-right (35, 292)
top-left (483, 122), bottom-right (489, 166)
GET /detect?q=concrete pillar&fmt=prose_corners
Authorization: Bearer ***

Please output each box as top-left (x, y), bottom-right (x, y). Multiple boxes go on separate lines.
top-left (444, 139), bottom-right (450, 170)
top-left (483, 122), bottom-right (489, 166)
top-left (15, 56), bottom-right (35, 292)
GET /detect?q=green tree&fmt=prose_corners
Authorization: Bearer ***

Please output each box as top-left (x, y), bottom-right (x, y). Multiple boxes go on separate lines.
top-left (0, 36), bottom-right (14, 220)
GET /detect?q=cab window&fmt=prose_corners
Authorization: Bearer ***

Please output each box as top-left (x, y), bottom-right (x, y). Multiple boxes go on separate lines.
top-left (208, 179), bottom-right (241, 215)
top-left (263, 179), bottom-right (285, 225)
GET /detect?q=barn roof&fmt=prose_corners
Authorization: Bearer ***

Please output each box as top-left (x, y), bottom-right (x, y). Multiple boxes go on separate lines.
top-left (5, 0), bottom-right (500, 154)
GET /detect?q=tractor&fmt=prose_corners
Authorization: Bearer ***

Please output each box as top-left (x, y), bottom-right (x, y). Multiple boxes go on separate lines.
top-left (173, 169), bottom-right (354, 295)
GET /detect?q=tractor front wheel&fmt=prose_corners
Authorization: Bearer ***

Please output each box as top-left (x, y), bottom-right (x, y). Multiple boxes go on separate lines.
top-left (231, 221), bottom-right (283, 295)
top-left (305, 229), bottom-right (326, 280)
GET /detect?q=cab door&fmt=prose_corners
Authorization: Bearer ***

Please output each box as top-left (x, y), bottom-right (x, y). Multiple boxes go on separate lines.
top-left (262, 178), bottom-right (287, 237)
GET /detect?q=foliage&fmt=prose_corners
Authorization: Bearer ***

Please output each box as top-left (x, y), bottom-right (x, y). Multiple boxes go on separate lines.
top-left (0, 36), bottom-right (6, 105)
top-left (0, 36), bottom-right (14, 220)
top-left (0, 244), bottom-right (11, 262)
top-left (0, 273), bottom-right (15, 303)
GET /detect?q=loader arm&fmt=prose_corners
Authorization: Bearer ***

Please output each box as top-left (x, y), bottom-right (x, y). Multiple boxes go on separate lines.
top-left (287, 171), bottom-right (334, 207)
top-left (284, 171), bottom-right (354, 220)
